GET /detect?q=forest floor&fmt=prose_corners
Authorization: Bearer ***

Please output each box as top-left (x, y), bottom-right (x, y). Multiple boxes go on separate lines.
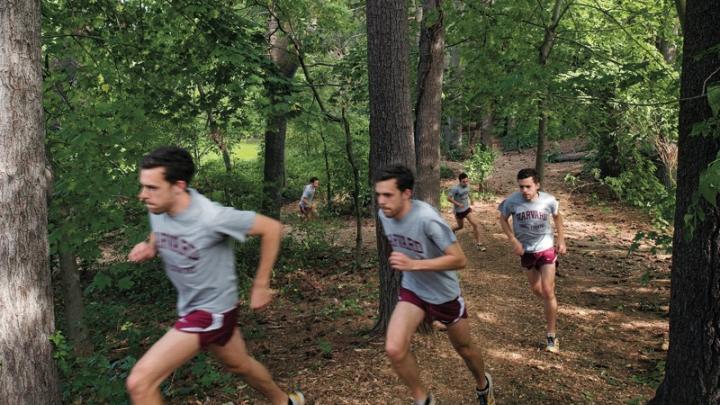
top-left (186, 141), bottom-right (671, 404)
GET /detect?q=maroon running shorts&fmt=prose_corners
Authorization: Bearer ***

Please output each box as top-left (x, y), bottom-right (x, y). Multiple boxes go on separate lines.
top-left (521, 247), bottom-right (559, 270)
top-left (455, 208), bottom-right (472, 221)
top-left (398, 288), bottom-right (468, 325)
top-left (174, 307), bottom-right (238, 348)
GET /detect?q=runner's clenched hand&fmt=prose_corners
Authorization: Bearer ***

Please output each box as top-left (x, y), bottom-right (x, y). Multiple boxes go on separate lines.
top-left (389, 251), bottom-right (416, 271)
top-left (128, 241), bottom-right (156, 262)
top-left (250, 285), bottom-right (276, 310)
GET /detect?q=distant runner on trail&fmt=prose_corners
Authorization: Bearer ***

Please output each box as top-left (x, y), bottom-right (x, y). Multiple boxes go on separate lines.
top-left (375, 165), bottom-right (495, 405)
top-left (447, 172), bottom-right (485, 250)
top-left (127, 146), bottom-right (305, 405)
top-left (299, 177), bottom-right (319, 220)
top-left (498, 168), bottom-right (566, 353)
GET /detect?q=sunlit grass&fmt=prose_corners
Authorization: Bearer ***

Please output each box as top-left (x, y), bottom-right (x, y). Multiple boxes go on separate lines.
top-left (200, 140), bottom-right (260, 166)
top-left (232, 141), bottom-right (259, 161)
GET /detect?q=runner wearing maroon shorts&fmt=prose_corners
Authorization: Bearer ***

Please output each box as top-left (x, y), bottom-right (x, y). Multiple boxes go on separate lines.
top-left (375, 165), bottom-right (495, 405)
top-left (498, 168), bottom-right (566, 353)
top-left (448, 172), bottom-right (484, 249)
top-left (299, 177), bottom-right (319, 220)
top-left (127, 146), bottom-right (305, 405)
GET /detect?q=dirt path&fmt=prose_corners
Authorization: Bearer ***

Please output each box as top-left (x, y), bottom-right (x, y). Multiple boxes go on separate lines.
top-left (228, 145), bottom-right (670, 404)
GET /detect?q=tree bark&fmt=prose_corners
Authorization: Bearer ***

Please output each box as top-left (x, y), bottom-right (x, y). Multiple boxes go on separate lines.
top-left (342, 108), bottom-right (363, 261)
top-left (0, 0), bottom-right (60, 402)
top-left (414, 0), bottom-right (444, 207)
top-left (262, 112), bottom-right (289, 218)
top-left (535, 97), bottom-right (548, 182)
top-left (318, 126), bottom-right (333, 212)
top-left (534, 0), bottom-right (571, 181)
top-left (367, 0), bottom-right (415, 334)
top-left (58, 249), bottom-right (93, 356)
top-left (674, 0), bottom-right (686, 33)
top-left (650, 2), bottom-right (720, 403)
top-left (262, 14), bottom-right (298, 218)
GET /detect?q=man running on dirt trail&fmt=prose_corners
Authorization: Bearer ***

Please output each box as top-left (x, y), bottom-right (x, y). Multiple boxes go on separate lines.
top-left (375, 165), bottom-right (495, 405)
top-left (498, 168), bottom-right (566, 353)
top-left (299, 177), bottom-right (319, 220)
top-left (447, 172), bottom-right (485, 251)
top-left (127, 146), bottom-right (305, 405)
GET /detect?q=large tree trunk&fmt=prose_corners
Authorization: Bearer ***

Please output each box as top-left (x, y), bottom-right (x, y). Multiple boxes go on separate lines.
top-left (367, 0), bottom-right (415, 334)
top-left (413, 0), bottom-right (444, 207)
top-left (262, 14), bottom-right (298, 218)
top-left (649, 2), bottom-right (720, 403)
top-left (0, 0), bottom-right (60, 402)
top-left (674, 0), bottom-right (686, 32)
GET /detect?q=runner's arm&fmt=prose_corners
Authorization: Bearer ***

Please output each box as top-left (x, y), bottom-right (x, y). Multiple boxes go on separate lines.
top-left (389, 242), bottom-right (466, 272)
top-left (553, 212), bottom-right (567, 254)
top-left (498, 213), bottom-right (524, 255)
top-left (447, 193), bottom-right (461, 207)
top-left (246, 214), bottom-right (282, 309)
top-left (128, 233), bottom-right (157, 262)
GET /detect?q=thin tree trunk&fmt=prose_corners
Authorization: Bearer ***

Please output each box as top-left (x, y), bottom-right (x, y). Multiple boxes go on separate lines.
top-left (650, 1), bottom-right (720, 403)
top-left (262, 113), bottom-right (288, 218)
top-left (480, 107), bottom-right (494, 148)
top-left (367, 0), bottom-right (415, 334)
top-left (342, 108), bottom-right (363, 261)
top-left (58, 248), bottom-right (93, 356)
top-left (414, 0), bottom-right (444, 207)
top-left (0, 0), bottom-right (60, 402)
top-left (535, 97), bottom-right (548, 183)
top-left (534, 0), bottom-right (571, 179)
top-left (198, 84), bottom-right (232, 174)
top-left (319, 126), bottom-right (333, 212)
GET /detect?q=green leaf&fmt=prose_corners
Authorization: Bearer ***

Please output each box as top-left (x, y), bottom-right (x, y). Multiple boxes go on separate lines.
top-left (92, 272), bottom-right (112, 291)
top-left (708, 84), bottom-right (720, 117)
top-left (117, 276), bottom-right (135, 290)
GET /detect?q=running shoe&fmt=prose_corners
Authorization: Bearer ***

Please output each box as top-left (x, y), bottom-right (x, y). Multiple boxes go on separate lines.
top-left (476, 372), bottom-right (495, 405)
top-left (545, 335), bottom-right (560, 353)
top-left (418, 393), bottom-right (436, 405)
top-left (288, 391), bottom-right (305, 405)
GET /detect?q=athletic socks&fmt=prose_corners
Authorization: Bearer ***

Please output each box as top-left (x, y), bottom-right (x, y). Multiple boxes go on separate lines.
top-left (476, 379), bottom-right (490, 393)
top-left (415, 393), bottom-right (435, 405)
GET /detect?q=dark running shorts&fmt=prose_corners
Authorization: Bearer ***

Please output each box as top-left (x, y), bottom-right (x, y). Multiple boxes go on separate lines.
top-left (455, 208), bottom-right (472, 221)
top-left (521, 247), bottom-right (559, 270)
top-left (398, 288), bottom-right (468, 325)
top-left (174, 307), bottom-right (238, 348)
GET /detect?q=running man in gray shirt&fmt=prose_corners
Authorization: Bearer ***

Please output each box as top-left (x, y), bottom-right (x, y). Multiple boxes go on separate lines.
top-left (447, 172), bottom-right (484, 249)
top-left (376, 165), bottom-right (495, 405)
top-left (498, 168), bottom-right (566, 353)
top-left (127, 146), bottom-right (305, 405)
top-left (299, 177), bottom-right (319, 220)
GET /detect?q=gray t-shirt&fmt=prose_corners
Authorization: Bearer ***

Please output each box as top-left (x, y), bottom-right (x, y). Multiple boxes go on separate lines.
top-left (498, 191), bottom-right (559, 253)
top-left (378, 200), bottom-right (461, 304)
top-left (299, 184), bottom-right (316, 208)
top-left (149, 189), bottom-right (256, 316)
top-left (449, 184), bottom-right (471, 213)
